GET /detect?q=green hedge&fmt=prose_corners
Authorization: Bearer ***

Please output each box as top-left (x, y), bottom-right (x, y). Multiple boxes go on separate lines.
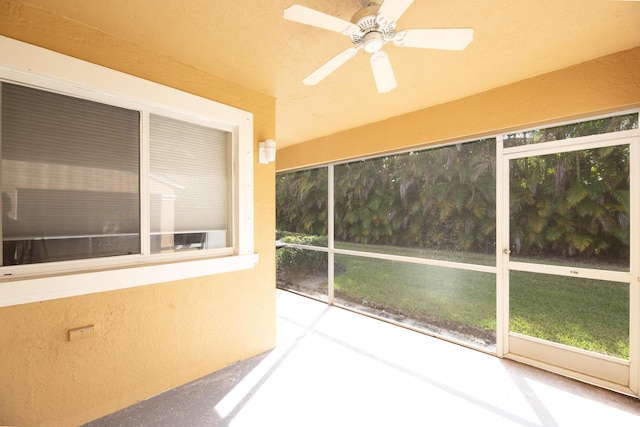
top-left (276, 232), bottom-right (327, 274)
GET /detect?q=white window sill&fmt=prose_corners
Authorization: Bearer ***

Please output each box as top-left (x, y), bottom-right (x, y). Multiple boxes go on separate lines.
top-left (0, 253), bottom-right (259, 307)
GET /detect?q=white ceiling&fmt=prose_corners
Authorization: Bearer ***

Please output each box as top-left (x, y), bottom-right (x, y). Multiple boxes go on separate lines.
top-left (16, 0), bottom-right (640, 148)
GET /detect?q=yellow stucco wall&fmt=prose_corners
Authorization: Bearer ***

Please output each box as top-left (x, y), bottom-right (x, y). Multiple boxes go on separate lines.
top-left (277, 46), bottom-right (640, 171)
top-left (0, 4), bottom-right (276, 427)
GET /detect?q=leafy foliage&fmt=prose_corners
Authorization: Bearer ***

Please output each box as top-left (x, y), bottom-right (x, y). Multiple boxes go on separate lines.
top-left (333, 139), bottom-right (497, 253)
top-left (276, 168), bottom-right (328, 236)
top-left (509, 146), bottom-right (629, 259)
top-left (276, 233), bottom-right (327, 274)
top-left (504, 114), bottom-right (638, 147)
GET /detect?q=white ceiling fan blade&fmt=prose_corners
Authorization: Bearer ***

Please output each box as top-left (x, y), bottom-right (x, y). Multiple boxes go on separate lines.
top-left (370, 51), bottom-right (397, 93)
top-left (303, 48), bottom-right (359, 86)
top-left (284, 5), bottom-right (360, 35)
top-left (378, 0), bottom-right (414, 23)
top-left (394, 28), bottom-right (474, 50)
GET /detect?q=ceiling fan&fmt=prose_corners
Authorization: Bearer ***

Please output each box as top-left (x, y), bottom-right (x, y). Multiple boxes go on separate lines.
top-left (283, 0), bottom-right (474, 93)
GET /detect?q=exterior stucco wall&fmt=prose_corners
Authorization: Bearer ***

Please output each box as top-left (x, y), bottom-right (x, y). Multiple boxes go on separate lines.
top-left (0, 4), bottom-right (276, 427)
top-left (277, 46), bottom-right (640, 171)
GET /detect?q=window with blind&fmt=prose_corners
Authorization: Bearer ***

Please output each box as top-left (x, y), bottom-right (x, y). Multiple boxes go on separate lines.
top-left (0, 36), bottom-right (255, 305)
top-left (149, 114), bottom-right (230, 253)
top-left (0, 82), bottom-right (232, 268)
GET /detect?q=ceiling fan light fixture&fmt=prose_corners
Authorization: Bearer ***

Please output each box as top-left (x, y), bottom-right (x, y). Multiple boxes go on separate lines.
top-left (363, 31), bottom-right (384, 53)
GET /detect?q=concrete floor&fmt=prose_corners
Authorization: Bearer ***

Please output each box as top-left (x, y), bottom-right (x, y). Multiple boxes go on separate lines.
top-left (85, 289), bottom-right (640, 426)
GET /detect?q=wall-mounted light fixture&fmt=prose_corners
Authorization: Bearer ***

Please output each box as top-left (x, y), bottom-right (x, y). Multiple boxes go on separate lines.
top-left (258, 139), bottom-right (276, 164)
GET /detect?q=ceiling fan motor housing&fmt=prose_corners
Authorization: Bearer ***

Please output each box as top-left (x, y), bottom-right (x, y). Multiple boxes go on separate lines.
top-left (349, 5), bottom-right (396, 51)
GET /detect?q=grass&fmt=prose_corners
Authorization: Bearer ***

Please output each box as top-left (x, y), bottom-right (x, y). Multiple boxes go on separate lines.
top-left (329, 242), bottom-right (629, 359)
top-left (510, 271), bottom-right (629, 358)
top-left (334, 255), bottom-right (496, 331)
top-left (335, 241), bottom-right (496, 266)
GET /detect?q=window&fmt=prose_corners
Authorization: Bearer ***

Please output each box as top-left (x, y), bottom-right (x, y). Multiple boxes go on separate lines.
top-left (0, 36), bottom-right (256, 306)
top-left (149, 114), bottom-right (230, 254)
top-left (2, 82), bottom-right (141, 265)
top-left (333, 139), bottom-right (497, 264)
top-left (277, 138), bottom-right (498, 352)
top-left (503, 113), bottom-right (638, 148)
top-left (276, 112), bottom-right (639, 357)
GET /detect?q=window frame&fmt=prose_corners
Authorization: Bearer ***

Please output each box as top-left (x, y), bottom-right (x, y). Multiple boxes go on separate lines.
top-left (0, 36), bottom-right (257, 307)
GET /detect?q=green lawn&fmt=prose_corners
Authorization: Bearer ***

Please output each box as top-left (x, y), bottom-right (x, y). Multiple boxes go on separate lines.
top-left (329, 243), bottom-right (629, 359)
top-left (334, 255), bottom-right (496, 331)
top-left (510, 271), bottom-right (629, 358)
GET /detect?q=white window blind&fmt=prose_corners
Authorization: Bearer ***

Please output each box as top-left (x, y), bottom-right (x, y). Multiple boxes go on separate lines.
top-left (1, 82), bottom-right (140, 264)
top-left (149, 114), bottom-right (229, 252)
